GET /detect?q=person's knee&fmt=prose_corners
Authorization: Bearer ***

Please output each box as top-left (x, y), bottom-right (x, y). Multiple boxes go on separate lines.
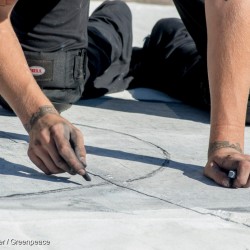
top-left (101, 0), bottom-right (132, 21)
top-left (152, 18), bottom-right (184, 37)
top-left (145, 18), bottom-right (185, 49)
top-left (90, 0), bottom-right (132, 32)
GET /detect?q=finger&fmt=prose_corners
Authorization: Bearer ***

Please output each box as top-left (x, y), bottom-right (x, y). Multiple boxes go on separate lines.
top-left (214, 154), bottom-right (250, 188)
top-left (233, 161), bottom-right (250, 188)
top-left (28, 149), bottom-right (51, 175)
top-left (243, 176), bottom-right (250, 188)
top-left (204, 161), bottom-right (230, 188)
top-left (69, 132), bottom-right (91, 181)
top-left (35, 148), bottom-right (65, 174)
top-left (53, 132), bottom-right (86, 176)
top-left (45, 140), bottom-right (76, 175)
top-left (212, 154), bottom-right (239, 171)
top-left (33, 126), bottom-right (74, 174)
top-left (70, 129), bottom-right (87, 167)
top-left (51, 125), bottom-right (91, 181)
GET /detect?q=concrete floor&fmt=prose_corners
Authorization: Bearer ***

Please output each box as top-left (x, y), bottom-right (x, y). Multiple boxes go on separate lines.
top-left (0, 2), bottom-right (250, 250)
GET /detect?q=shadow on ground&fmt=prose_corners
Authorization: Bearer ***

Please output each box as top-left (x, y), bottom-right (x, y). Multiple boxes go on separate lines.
top-left (0, 158), bottom-right (81, 185)
top-left (76, 97), bottom-right (210, 124)
top-left (86, 145), bottom-right (216, 187)
top-left (0, 130), bottom-right (215, 187)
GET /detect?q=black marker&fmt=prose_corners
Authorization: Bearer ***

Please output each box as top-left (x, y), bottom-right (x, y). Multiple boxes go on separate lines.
top-left (228, 170), bottom-right (236, 187)
top-left (83, 172), bottom-right (91, 182)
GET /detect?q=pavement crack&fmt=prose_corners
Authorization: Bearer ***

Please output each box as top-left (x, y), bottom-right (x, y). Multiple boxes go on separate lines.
top-left (88, 171), bottom-right (250, 229)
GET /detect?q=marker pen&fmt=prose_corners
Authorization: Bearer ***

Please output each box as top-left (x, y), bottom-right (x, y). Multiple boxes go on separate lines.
top-left (228, 170), bottom-right (236, 187)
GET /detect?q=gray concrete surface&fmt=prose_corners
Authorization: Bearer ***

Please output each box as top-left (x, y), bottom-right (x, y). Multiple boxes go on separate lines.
top-left (0, 2), bottom-right (250, 250)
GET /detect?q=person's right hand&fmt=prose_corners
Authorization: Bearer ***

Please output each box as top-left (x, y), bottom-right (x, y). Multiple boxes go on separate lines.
top-left (204, 148), bottom-right (250, 188)
top-left (26, 108), bottom-right (91, 181)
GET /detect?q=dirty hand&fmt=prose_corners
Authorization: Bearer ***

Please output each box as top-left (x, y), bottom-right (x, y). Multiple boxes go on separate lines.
top-left (204, 148), bottom-right (250, 188)
top-left (26, 106), bottom-right (91, 181)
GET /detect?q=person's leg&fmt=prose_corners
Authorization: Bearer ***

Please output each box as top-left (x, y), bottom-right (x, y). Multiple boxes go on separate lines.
top-left (82, 0), bottom-right (133, 99)
top-left (172, 0), bottom-right (206, 59)
top-left (129, 18), bottom-right (209, 108)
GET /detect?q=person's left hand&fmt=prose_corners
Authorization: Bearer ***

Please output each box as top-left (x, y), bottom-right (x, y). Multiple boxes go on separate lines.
top-left (204, 149), bottom-right (250, 188)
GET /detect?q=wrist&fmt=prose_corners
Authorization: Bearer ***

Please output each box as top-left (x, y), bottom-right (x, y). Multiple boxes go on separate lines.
top-left (208, 124), bottom-right (245, 157)
top-left (210, 123), bottom-right (244, 142)
top-left (24, 105), bottom-right (59, 133)
top-left (208, 140), bottom-right (243, 158)
top-left (11, 79), bottom-right (54, 126)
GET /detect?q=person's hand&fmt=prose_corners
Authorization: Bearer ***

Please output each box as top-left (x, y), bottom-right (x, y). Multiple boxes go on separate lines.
top-left (26, 107), bottom-right (91, 181)
top-left (204, 148), bottom-right (250, 188)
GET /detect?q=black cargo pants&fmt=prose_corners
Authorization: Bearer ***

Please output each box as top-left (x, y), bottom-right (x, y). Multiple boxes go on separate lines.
top-left (172, 0), bottom-right (206, 60)
top-left (129, 16), bottom-right (209, 108)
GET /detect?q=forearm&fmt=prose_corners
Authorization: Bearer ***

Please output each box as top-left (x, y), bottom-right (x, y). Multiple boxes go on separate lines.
top-left (206, 0), bottom-right (250, 154)
top-left (0, 4), bottom-right (52, 126)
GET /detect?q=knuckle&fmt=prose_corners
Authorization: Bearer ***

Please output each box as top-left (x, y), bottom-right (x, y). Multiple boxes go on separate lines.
top-left (72, 128), bottom-right (83, 140)
top-left (27, 147), bottom-right (38, 158)
top-left (235, 177), bottom-right (247, 187)
top-left (50, 125), bottom-right (61, 136)
top-left (238, 160), bottom-right (250, 169)
top-left (236, 160), bottom-right (250, 173)
top-left (237, 161), bottom-right (245, 169)
top-left (75, 127), bottom-right (82, 135)
top-left (39, 130), bottom-right (50, 144)
top-left (243, 182), bottom-right (250, 188)
top-left (28, 143), bottom-right (40, 154)
top-left (58, 144), bottom-right (69, 156)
